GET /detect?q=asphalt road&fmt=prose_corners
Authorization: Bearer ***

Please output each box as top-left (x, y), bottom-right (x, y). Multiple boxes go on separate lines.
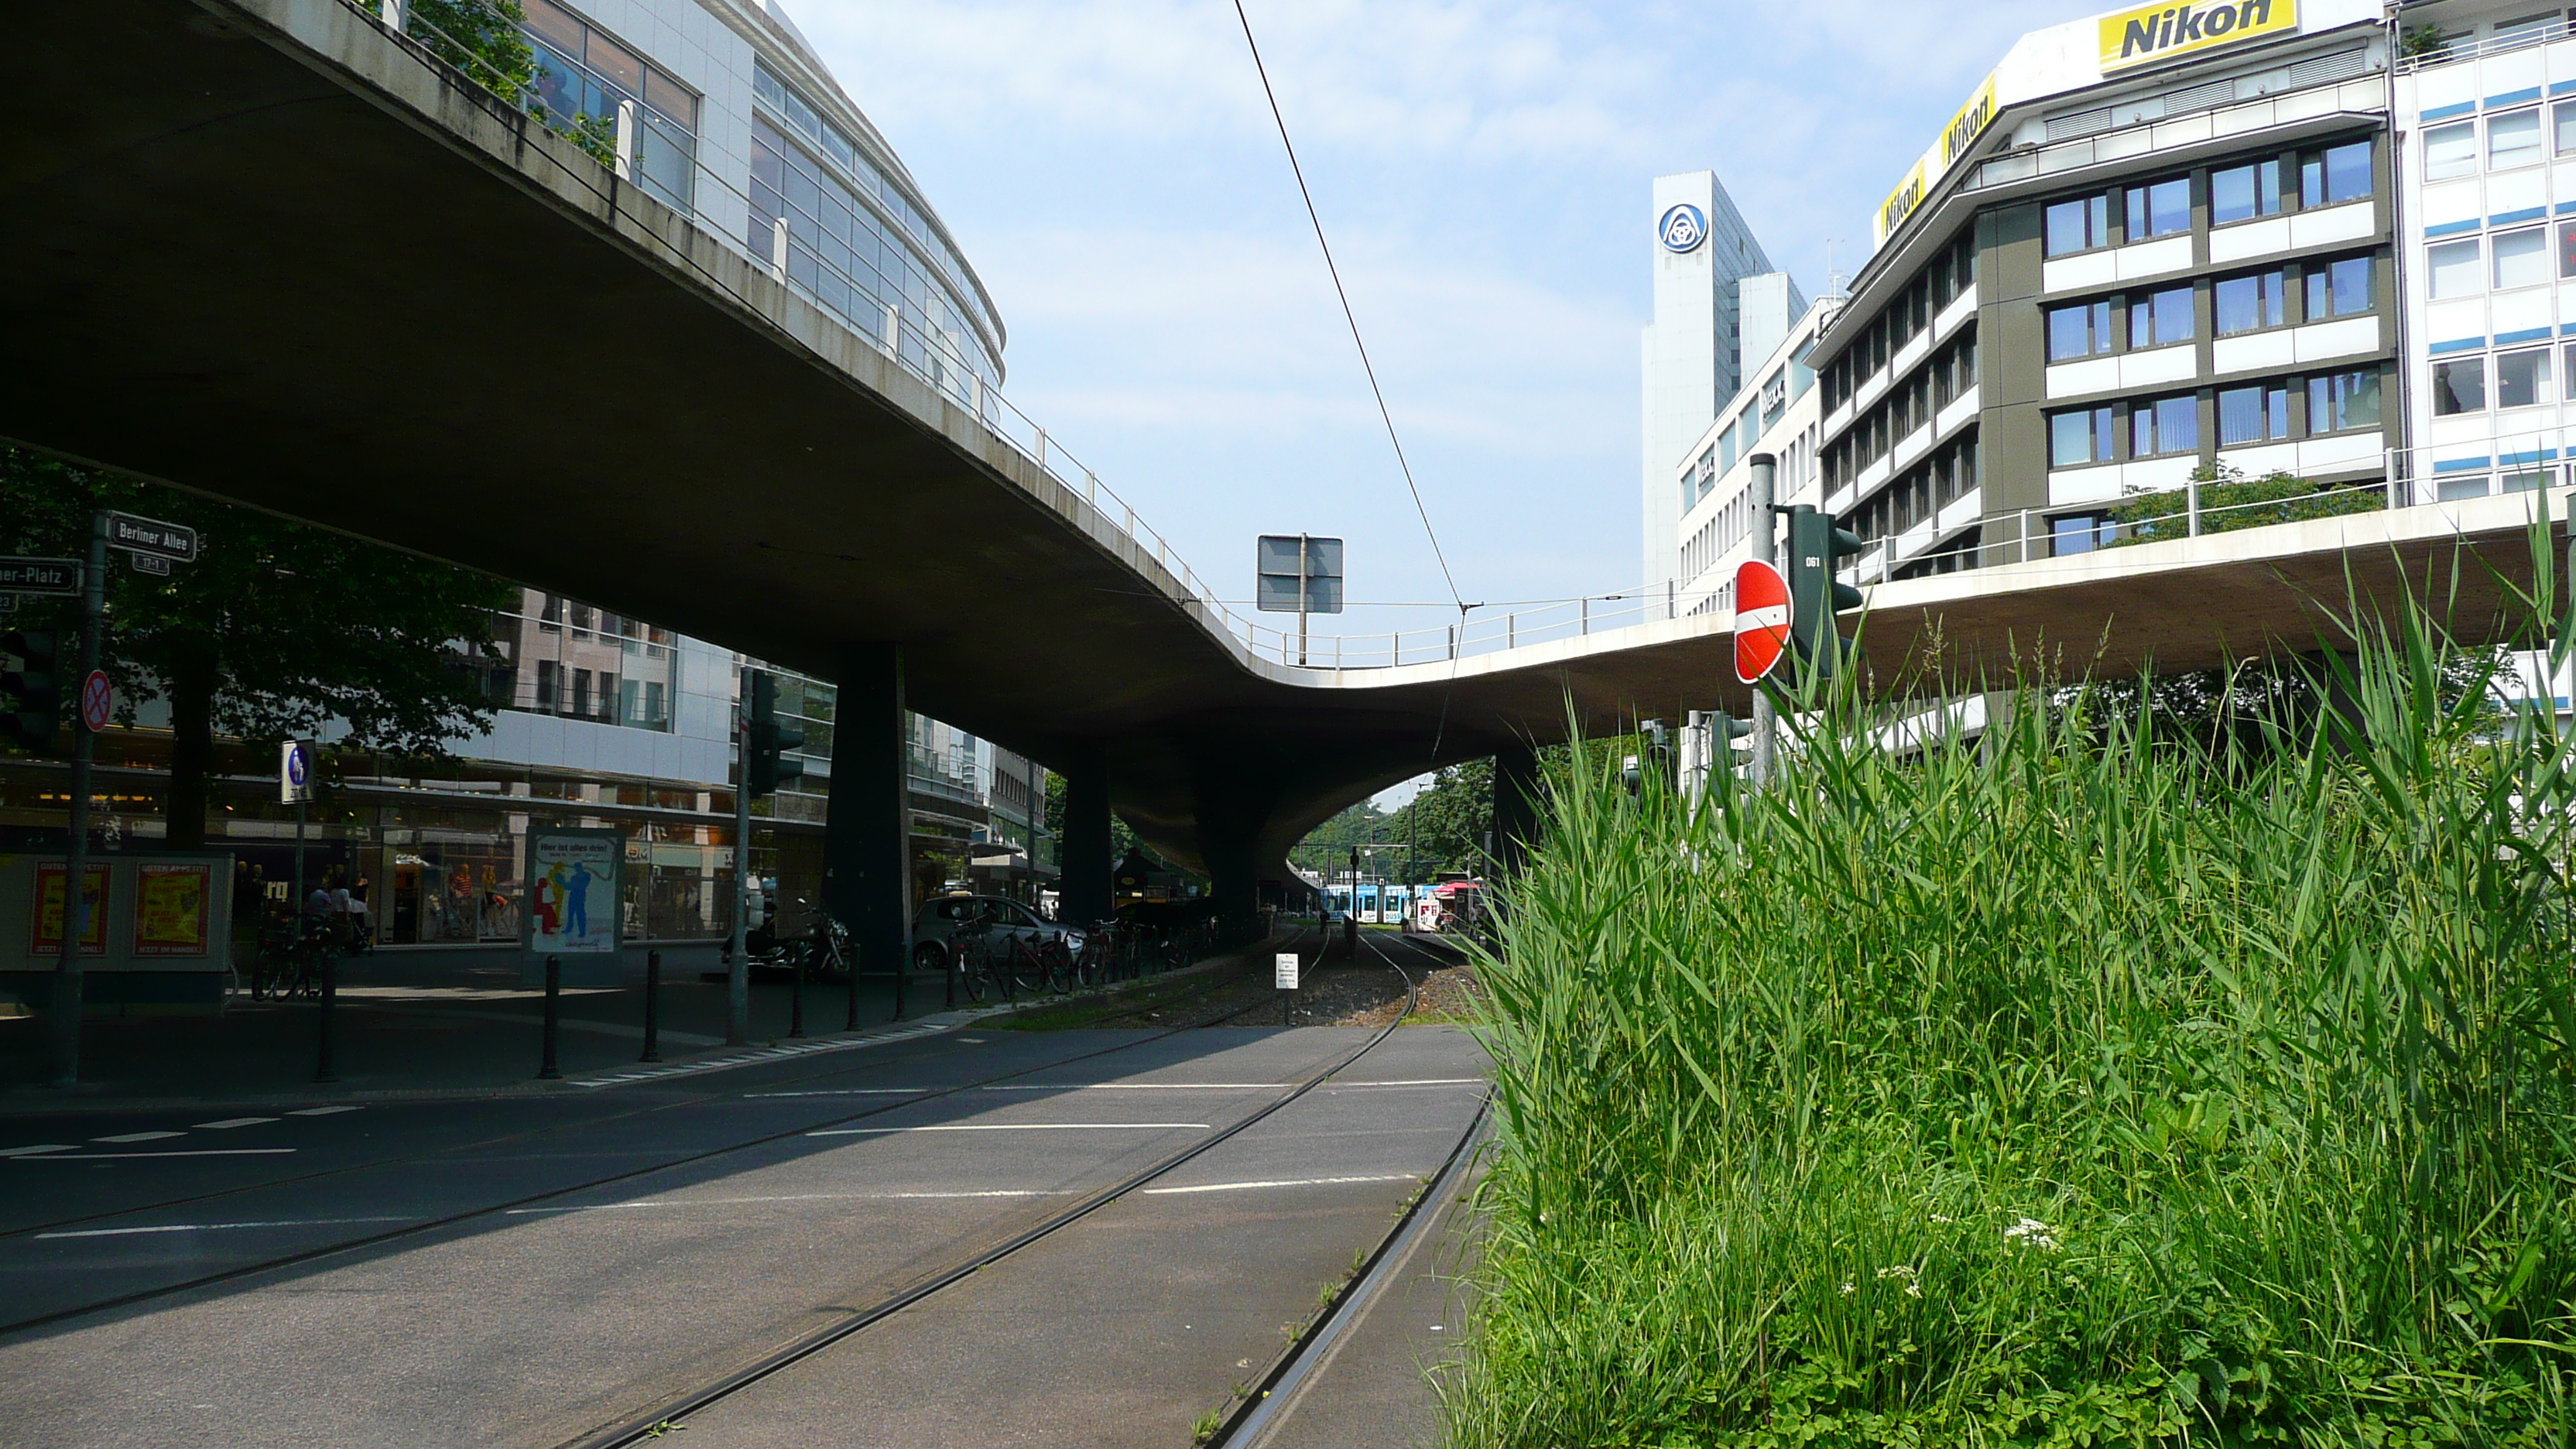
top-left (0, 970), bottom-right (1487, 1449)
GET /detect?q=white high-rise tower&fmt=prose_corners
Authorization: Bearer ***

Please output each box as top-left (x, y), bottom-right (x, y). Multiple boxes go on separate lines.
top-left (1641, 171), bottom-right (1799, 593)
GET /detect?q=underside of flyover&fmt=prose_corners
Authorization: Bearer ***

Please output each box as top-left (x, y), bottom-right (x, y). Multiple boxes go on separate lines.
top-left (3, 0), bottom-right (2570, 931)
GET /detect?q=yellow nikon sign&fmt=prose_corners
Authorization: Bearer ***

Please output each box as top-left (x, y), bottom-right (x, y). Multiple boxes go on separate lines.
top-left (2100, 0), bottom-right (2297, 73)
top-left (1873, 72), bottom-right (1999, 247)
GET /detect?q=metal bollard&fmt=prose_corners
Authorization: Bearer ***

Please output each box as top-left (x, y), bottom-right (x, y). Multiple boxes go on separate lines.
top-left (845, 948), bottom-right (860, 1031)
top-left (891, 943), bottom-right (907, 1023)
top-left (639, 950), bottom-right (663, 1063)
top-left (313, 950), bottom-right (339, 1084)
top-left (944, 943), bottom-right (956, 1011)
top-left (788, 948), bottom-right (806, 1038)
top-left (537, 955), bottom-right (562, 1080)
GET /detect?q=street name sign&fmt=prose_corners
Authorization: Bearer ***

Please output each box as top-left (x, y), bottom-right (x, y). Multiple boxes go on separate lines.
top-left (0, 557), bottom-right (80, 595)
top-left (105, 512), bottom-right (198, 562)
top-left (1733, 560), bottom-right (1793, 683)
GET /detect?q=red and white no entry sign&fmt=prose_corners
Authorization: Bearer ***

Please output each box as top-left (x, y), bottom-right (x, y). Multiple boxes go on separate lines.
top-left (1732, 560), bottom-right (1792, 684)
top-left (78, 670), bottom-right (111, 733)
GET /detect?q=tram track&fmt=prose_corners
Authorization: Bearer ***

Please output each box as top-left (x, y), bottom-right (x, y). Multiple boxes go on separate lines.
top-left (0, 926), bottom-right (1331, 1335)
top-left (548, 931), bottom-right (1450, 1449)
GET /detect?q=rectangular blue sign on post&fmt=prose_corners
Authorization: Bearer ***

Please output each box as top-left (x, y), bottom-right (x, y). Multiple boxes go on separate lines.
top-left (1255, 535), bottom-right (1344, 614)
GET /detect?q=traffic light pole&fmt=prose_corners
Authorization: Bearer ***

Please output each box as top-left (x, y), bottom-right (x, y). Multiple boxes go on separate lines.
top-left (726, 666), bottom-right (750, 1047)
top-left (1745, 454), bottom-right (1779, 790)
top-left (51, 508), bottom-right (108, 1087)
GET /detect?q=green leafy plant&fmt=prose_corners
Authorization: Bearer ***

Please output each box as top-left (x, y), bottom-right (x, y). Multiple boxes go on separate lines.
top-left (2105, 462), bottom-right (2383, 547)
top-left (1441, 527), bottom-right (2576, 1446)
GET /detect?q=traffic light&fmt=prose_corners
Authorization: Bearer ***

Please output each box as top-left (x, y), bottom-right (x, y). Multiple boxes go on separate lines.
top-left (1783, 505), bottom-right (1865, 680)
top-left (744, 670), bottom-right (806, 798)
top-left (1709, 711), bottom-right (1754, 774)
top-left (0, 630), bottom-right (62, 753)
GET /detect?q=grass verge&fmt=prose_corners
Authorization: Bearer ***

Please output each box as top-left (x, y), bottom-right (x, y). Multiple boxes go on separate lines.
top-left (1443, 548), bottom-right (2576, 1445)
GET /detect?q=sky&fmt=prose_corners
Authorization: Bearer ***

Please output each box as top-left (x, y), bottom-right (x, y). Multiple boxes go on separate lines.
top-left (783, 0), bottom-right (2085, 802)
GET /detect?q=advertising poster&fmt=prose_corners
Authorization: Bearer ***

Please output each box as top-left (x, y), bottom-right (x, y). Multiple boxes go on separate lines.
top-left (522, 827), bottom-right (622, 955)
top-left (132, 864), bottom-right (213, 957)
top-left (32, 863), bottom-right (111, 957)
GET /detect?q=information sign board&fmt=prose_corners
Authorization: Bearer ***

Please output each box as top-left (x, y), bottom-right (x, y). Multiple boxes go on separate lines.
top-left (522, 827), bottom-right (625, 956)
top-left (132, 864), bottom-right (214, 957)
top-left (1275, 951), bottom-right (1300, 990)
top-left (32, 862), bottom-right (110, 956)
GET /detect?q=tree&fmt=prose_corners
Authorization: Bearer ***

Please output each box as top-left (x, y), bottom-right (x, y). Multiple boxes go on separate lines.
top-left (1286, 799), bottom-right (1392, 874)
top-left (1380, 759), bottom-right (1495, 878)
top-left (0, 448), bottom-right (518, 848)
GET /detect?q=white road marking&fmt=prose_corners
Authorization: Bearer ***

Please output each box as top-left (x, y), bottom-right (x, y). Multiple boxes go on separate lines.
top-left (1330, 1078), bottom-right (1486, 1088)
top-left (93, 1131), bottom-right (183, 1144)
top-left (192, 1118), bottom-right (279, 1130)
top-left (573, 1022), bottom-right (949, 1089)
top-left (36, 1215), bottom-right (414, 1240)
top-left (739, 1088), bottom-right (929, 1098)
top-left (807, 1122), bottom-right (1208, 1136)
top-left (1142, 1173), bottom-right (1421, 1196)
top-left (506, 1188), bottom-right (1076, 1214)
top-left (0, 1145), bottom-right (75, 1158)
top-left (285, 1105), bottom-right (361, 1116)
top-left (12, 1149), bottom-right (297, 1160)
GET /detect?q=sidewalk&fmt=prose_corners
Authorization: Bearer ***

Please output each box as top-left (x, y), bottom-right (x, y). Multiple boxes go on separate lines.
top-left (0, 936), bottom-right (1288, 1111)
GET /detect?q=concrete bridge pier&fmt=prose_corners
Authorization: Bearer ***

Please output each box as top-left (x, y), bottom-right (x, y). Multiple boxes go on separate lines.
top-left (1059, 748), bottom-right (1113, 927)
top-left (824, 644), bottom-right (913, 1003)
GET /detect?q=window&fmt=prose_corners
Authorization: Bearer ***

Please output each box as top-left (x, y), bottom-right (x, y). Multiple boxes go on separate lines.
top-left (2129, 286), bottom-right (2194, 347)
top-left (2491, 108), bottom-right (2543, 169)
top-left (2050, 406), bottom-right (2115, 467)
top-left (2438, 475), bottom-right (2494, 502)
top-left (2048, 300), bottom-right (2112, 360)
top-left (2125, 176), bottom-right (2191, 240)
top-left (2302, 140), bottom-right (2372, 207)
top-left (2310, 369), bottom-right (2380, 430)
top-left (2556, 99), bottom-right (2576, 156)
top-left (2497, 228), bottom-right (2550, 289)
top-left (2215, 271), bottom-right (2285, 334)
top-left (2132, 396), bottom-right (2199, 457)
top-left (2430, 238), bottom-right (2483, 299)
top-left (535, 659), bottom-right (559, 712)
top-left (2304, 255), bottom-right (2373, 319)
top-left (2045, 194), bottom-right (2111, 255)
top-left (2053, 515), bottom-right (2117, 555)
top-left (2427, 120), bottom-right (2478, 180)
top-left (2211, 160), bottom-right (2283, 224)
top-left (2498, 348), bottom-right (2554, 408)
top-left (2431, 358), bottom-right (2485, 416)
top-left (2564, 344), bottom-right (2576, 400)
top-left (2219, 384), bottom-right (2290, 445)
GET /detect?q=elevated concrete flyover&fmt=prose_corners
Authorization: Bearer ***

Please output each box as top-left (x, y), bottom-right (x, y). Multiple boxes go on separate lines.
top-left (1, 0), bottom-right (2564, 944)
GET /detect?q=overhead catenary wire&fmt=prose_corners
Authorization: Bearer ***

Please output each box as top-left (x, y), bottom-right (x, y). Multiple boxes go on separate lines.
top-left (1228, 0), bottom-right (1464, 616)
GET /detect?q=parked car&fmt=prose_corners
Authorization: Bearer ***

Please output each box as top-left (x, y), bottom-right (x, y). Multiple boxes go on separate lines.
top-left (913, 893), bottom-right (1084, 975)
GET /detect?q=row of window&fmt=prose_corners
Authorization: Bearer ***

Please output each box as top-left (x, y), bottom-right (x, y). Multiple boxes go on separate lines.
top-left (2425, 221), bottom-right (2576, 298)
top-left (1848, 437), bottom-right (1979, 547)
top-left (2042, 141), bottom-right (2374, 259)
top-left (2044, 255), bottom-right (2378, 361)
top-left (2047, 371), bottom-right (2382, 468)
top-left (2429, 344), bottom-right (2576, 415)
top-left (1821, 331), bottom-right (1977, 491)
top-left (1818, 232), bottom-right (1978, 413)
top-left (2422, 99), bottom-right (2576, 182)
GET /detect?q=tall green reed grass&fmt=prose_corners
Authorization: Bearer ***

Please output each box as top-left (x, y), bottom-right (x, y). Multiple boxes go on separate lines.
top-left (1447, 537), bottom-right (2576, 1447)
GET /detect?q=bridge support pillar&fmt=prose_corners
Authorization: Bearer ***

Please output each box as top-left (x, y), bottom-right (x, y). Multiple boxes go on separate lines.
top-left (1061, 748), bottom-right (1112, 926)
top-left (1492, 745), bottom-right (1542, 877)
top-left (825, 643), bottom-right (911, 1009)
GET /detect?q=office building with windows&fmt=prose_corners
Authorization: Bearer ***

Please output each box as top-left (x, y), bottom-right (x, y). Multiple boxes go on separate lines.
top-left (0, 0), bottom-right (1049, 955)
top-left (1670, 293), bottom-right (1841, 618)
top-left (1812, 0), bottom-right (2394, 579)
top-left (1642, 172), bottom-right (1799, 590)
top-left (2389, 4), bottom-right (2576, 502)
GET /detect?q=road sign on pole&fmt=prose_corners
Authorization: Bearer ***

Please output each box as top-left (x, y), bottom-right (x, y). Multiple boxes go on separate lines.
top-left (77, 670), bottom-right (111, 734)
top-left (279, 740), bottom-right (313, 803)
top-left (0, 557), bottom-right (81, 595)
top-left (1732, 559), bottom-right (1793, 684)
top-left (104, 512), bottom-right (198, 563)
top-left (1275, 952), bottom-right (1300, 990)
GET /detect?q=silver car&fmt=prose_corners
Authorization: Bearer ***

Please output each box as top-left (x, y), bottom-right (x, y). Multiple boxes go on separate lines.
top-left (913, 893), bottom-right (1084, 975)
